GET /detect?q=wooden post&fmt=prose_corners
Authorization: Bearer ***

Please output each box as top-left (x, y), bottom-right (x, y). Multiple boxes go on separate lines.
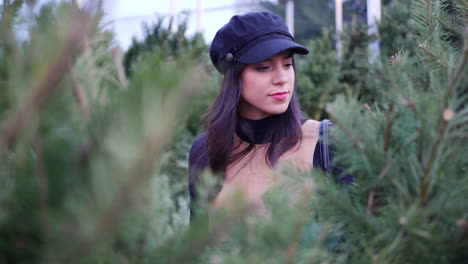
top-left (367, 0), bottom-right (381, 62)
top-left (335, 0), bottom-right (343, 61)
top-left (196, 0), bottom-right (204, 33)
top-left (170, 0), bottom-right (179, 32)
top-left (285, 0), bottom-right (294, 37)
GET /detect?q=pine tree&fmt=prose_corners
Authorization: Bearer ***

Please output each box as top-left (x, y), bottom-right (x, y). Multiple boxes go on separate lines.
top-left (321, 0), bottom-right (468, 263)
top-left (123, 14), bottom-right (207, 76)
top-left (0, 0), bottom-right (466, 263)
top-left (296, 0), bottom-right (416, 119)
top-left (121, 14), bottom-right (219, 201)
top-left (261, 0), bottom-right (368, 44)
top-left (0, 2), bottom-right (207, 263)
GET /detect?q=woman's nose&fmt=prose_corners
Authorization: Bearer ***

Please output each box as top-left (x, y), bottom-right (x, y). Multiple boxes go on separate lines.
top-left (272, 68), bottom-right (288, 86)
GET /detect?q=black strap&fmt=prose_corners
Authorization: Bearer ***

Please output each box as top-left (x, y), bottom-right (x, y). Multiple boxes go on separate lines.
top-left (319, 119), bottom-right (331, 181)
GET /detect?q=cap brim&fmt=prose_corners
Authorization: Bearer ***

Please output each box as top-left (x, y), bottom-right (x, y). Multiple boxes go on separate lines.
top-left (236, 38), bottom-right (309, 64)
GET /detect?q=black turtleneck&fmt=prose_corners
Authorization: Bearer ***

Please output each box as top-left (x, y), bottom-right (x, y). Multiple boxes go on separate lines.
top-left (188, 116), bottom-right (354, 221)
top-left (188, 115), bottom-right (310, 219)
top-left (235, 115), bottom-right (276, 144)
top-left (235, 115), bottom-right (308, 144)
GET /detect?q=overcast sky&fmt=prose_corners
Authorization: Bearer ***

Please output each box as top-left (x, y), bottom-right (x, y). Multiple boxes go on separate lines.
top-left (103, 0), bottom-right (238, 50)
top-left (5, 0), bottom-right (274, 50)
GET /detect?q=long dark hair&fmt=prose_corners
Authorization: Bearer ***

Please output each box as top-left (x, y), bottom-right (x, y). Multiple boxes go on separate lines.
top-left (206, 62), bottom-right (304, 174)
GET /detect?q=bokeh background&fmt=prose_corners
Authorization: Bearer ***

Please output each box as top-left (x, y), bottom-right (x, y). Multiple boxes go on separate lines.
top-left (1, 0), bottom-right (467, 263)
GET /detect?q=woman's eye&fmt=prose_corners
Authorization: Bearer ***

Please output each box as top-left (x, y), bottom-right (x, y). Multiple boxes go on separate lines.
top-left (256, 65), bottom-right (270, 71)
top-left (283, 63), bottom-right (293, 68)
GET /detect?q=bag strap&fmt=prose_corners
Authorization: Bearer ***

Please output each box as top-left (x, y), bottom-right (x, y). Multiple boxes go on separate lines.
top-left (319, 119), bottom-right (331, 182)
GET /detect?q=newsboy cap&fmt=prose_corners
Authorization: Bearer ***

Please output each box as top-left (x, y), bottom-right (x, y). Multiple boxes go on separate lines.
top-left (209, 11), bottom-right (309, 74)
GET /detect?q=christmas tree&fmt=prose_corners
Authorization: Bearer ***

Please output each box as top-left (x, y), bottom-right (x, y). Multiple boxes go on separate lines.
top-left (0, 0), bottom-right (467, 263)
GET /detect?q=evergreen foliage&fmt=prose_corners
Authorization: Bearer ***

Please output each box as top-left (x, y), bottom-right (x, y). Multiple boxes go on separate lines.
top-left (121, 13), bottom-right (219, 192)
top-left (0, 0), bottom-right (467, 263)
top-left (296, 0), bottom-right (415, 119)
top-left (261, 0), bottom-right (335, 44)
top-left (1, 2), bottom-right (207, 263)
top-left (323, 0), bottom-right (468, 262)
top-left (123, 14), bottom-right (207, 76)
top-left (261, 0), bottom-right (367, 44)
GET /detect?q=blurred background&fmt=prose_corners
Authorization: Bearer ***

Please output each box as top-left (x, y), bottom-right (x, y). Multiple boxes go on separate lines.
top-left (12, 0), bottom-right (373, 49)
top-left (1, 0), bottom-right (467, 263)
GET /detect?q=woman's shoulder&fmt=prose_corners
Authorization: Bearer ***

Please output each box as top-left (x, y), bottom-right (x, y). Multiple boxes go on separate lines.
top-left (301, 119), bottom-right (321, 138)
top-left (189, 132), bottom-right (208, 159)
top-left (191, 132), bottom-right (208, 145)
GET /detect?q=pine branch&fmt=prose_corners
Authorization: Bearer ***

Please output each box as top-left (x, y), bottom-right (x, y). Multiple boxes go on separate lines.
top-left (363, 103), bottom-right (382, 125)
top-left (0, 12), bottom-right (91, 153)
top-left (456, 218), bottom-right (468, 244)
top-left (58, 65), bottom-right (205, 264)
top-left (420, 109), bottom-right (455, 203)
top-left (419, 124), bottom-right (445, 203)
top-left (421, 33), bottom-right (468, 203)
top-left (317, 188), bottom-right (375, 232)
top-left (442, 33), bottom-right (468, 108)
top-left (60, 134), bottom-right (169, 264)
top-left (384, 103), bottom-right (393, 154)
top-left (377, 162), bottom-right (391, 182)
top-left (111, 47), bottom-right (128, 87)
top-left (0, 0), bottom-right (23, 18)
top-left (326, 107), bottom-right (368, 156)
top-left (366, 190), bottom-right (376, 217)
top-left (367, 161), bottom-right (391, 218)
top-left (305, 223), bottom-right (332, 264)
top-left (33, 127), bottom-right (49, 217)
top-left (378, 72), bottom-right (418, 116)
top-left (390, 178), bottom-right (412, 201)
top-left (159, 206), bottom-right (248, 264)
top-left (436, 17), bottom-right (464, 38)
top-left (284, 184), bottom-right (314, 264)
top-left (428, 0), bottom-right (433, 27)
top-left (367, 102), bottom-right (393, 217)
top-left (448, 132), bottom-right (468, 140)
top-left (69, 61), bottom-right (90, 122)
top-left (386, 63), bottom-right (424, 163)
top-left (418, 43), bottom-right (446, 67)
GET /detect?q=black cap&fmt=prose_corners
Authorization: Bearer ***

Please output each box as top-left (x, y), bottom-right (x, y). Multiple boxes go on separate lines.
top-left (209, 11), bottom-right (309, 74)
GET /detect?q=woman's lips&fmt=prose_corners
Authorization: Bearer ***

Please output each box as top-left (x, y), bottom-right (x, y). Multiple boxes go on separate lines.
top-left (270, 91), bottom-right (289, 100)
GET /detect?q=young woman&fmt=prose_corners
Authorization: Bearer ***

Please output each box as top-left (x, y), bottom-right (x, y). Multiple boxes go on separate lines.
top-left (188, 11), bottom-right (350, 220)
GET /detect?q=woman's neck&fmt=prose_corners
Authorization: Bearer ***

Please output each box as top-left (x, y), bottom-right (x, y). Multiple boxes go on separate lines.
top-left (236, 115), bottom-right (277, 144)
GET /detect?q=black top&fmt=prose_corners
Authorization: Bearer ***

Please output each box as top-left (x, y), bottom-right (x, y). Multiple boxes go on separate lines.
top-left (235, 115), bottom-right (279, 144)
top-left (188, 116), bottom-right (353, 221)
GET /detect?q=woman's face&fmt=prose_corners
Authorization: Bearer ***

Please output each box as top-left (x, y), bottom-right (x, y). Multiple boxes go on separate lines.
top-left (239, 50), bottom-right (295, 120)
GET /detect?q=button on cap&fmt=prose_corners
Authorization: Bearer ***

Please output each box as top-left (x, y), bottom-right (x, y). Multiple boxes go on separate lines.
top-left (225, 53), bottom-right (234, 62)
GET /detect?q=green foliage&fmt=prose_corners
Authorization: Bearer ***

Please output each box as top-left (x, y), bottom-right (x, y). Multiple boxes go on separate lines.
top-left (121, 13), bottom-right (219, 191)
top-left (296, 29), bottom-right (341, 119)
top-left (0, 2), bottom-right (207, 263)
top-left (0, 0), bottom-right (467, 263)
top-left (296, 17), bottom-right (374, 119)
top-left (296, 0), bottom-right (415, 119)
top-left (321, 0), bottom-right (468, 262)
top-left (378, 0), bottom-right (417, 58)
top-left (261, 0), bottom-right (336, 44)
top-left (260, 0), bottom-right (371, 45)
top-left (123, 13), bottom-right (207, 76)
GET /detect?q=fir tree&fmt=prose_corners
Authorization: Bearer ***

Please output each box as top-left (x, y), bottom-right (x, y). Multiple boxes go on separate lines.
top-left (0, 1), bottom-right (466, 263)
top-left (0, 2), bottom-right (206, 263)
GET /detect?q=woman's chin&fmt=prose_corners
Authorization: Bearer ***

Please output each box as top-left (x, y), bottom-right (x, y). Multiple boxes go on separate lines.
top-left (268, 105), bottom-right (289, 115)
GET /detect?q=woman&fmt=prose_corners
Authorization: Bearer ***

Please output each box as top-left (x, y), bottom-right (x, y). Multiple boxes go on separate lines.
top-left (188, 11), bottom-right (349, 220)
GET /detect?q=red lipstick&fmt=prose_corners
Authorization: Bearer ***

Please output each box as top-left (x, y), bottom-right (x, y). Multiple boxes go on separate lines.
top-left (270, 91), bottom-right (289, 101)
